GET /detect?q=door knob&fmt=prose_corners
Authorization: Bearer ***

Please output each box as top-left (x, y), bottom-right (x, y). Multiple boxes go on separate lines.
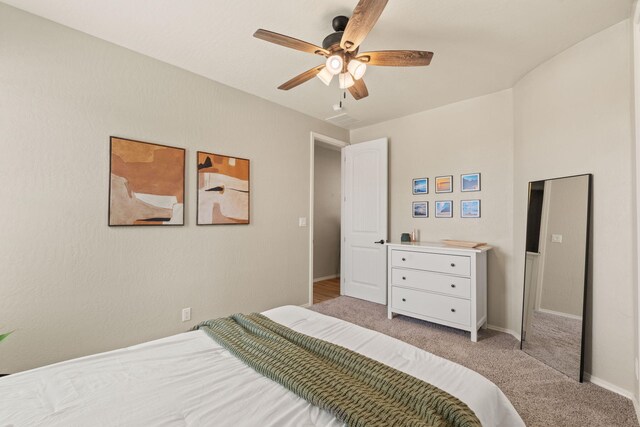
top-left (450, 263), bottom-right (456, 267)
top-left (374, 239), bottom-right (385, 244)
top-left (450, 284), bottom-right (456, 288)
top-left (402, 276), bottom-right (406, 280)
top-left (402, 298), bottom-right (406, 302)
top-left (451, 308), bottom-right (456, 312)
top-left (402, 258), bottom-right (406, 261)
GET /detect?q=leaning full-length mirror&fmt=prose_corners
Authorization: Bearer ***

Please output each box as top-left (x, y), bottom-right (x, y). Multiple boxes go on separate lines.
top-left (520, 174), bottom-right (591, 382)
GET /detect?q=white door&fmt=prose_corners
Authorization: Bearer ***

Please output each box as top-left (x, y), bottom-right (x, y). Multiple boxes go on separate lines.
top-left (342, 138), bottom-right (388, 304)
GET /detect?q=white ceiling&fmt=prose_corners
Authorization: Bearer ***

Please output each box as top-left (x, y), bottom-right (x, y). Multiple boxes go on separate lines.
top-left (3, 0), bottom-right (633, 129)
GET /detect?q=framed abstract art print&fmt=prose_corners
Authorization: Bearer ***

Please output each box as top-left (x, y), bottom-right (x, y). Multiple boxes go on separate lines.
top-left (197, 151), bottom-right (250, 225)
top-left (109, 137), bottom-right (185, 226)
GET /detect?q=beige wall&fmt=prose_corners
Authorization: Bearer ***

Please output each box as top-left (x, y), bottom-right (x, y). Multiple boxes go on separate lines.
top-left (514, 20), bottom-right (634, 393)
top-left (313, 145), bottom-right (341, 279)
top-left (0, 4), bottom-right (347, 373)
top-left (538, 176), bottom-right (589, 317)
top-left (350, 90), bottom-right (515, 330)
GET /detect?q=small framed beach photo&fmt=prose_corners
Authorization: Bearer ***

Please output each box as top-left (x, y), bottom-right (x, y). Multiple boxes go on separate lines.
top-left (461, 173), bottom-right (481, 192)
top-left (412, 178), bottom-right (428, 195)
top-left (412, 201), bottom-right (428, 218)
top-left (435, 200), bottom-right (453, 218)
top-left (435, 175), bottom-right (453, 193)
top-left (461, 199), bottom-right (481, 218)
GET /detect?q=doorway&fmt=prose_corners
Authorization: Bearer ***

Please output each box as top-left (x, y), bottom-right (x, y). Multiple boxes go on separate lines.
top-left (633, 0), bottom-right (640, 403)
top-left (309, 133), bottom-right (347, 305)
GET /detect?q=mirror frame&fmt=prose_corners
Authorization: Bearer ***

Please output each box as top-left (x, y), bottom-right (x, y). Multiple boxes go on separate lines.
top-left (519, 173), bottom-right (592, 382)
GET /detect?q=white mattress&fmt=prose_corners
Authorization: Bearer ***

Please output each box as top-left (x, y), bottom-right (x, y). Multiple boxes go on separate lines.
top-left (0, 306), bottom-right (524, 426)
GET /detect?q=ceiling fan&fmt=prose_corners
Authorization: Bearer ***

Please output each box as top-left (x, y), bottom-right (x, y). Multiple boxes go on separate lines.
top-left (253, 0), bottom-right (433, 100)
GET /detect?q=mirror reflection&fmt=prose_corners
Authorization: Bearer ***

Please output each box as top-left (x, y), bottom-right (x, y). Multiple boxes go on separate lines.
top-left (521, 174), bottom-right (591, 381)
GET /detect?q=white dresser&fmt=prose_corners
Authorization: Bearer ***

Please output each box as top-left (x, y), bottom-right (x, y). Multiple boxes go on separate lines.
top-left (387, 242), bottom-right (490, 342)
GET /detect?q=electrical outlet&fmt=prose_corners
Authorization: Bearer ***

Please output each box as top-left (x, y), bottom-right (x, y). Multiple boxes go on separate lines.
top-left (181, 307), bottom-right (191, 322)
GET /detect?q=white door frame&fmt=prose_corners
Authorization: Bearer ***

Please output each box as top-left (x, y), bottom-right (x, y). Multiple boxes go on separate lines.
top-left (633, 0), bottom-right (640, 404)
top-left (308, 132), bottom-right (349, 306)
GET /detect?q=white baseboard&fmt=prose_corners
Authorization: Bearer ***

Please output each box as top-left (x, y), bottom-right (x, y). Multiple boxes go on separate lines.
top-left (584, 373), bottom-right (636, 401)
top-left (486, 324), bottom-right (521, 340)
top-left (536, 308), bottom-right (582, 321)
top-left (313, 274), bottom-right (339, 283)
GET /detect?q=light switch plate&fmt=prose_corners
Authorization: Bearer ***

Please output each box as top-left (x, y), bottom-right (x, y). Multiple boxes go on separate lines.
top-left (298, 217), bottom-right (307, 227)
top-left (551, 234), bottom-right (563, 243)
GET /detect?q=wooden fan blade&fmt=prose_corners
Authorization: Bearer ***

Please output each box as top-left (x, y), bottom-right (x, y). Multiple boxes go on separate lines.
top-left (278, 65), bottom-right (326, 90)
top-left (340, 0), bottom-right (389, 52)
top-left (254, 29), bottom-right (329, 56)
top-left (356, 50), bottom-right (434, 66)
top-left (348, 78), bottom-right (369, 100)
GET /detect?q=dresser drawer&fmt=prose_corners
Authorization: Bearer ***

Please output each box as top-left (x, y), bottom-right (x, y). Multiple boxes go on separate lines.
top-left (391, 287), bottom-right (470, 326)
top-left (391, 250), bottom-right (471, 276)
top-left (391, 268), bottom-right (471, 299)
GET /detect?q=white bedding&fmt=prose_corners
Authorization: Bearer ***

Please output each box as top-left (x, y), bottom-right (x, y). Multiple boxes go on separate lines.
top-left (0, 306), bottom-right (524, 426)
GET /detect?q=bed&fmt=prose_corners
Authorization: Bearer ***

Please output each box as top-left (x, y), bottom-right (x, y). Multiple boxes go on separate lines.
top-left (0, 306), bottom-right (524, 426)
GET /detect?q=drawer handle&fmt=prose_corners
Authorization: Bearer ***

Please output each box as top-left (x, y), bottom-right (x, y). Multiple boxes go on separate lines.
top-left (402, 258), bottom-right (406, 261)
top-left (450, 263), bottom-right (456, 267)
top-left (450, 284), bottom-right (456, 288)
top-left (402, 298), bottom-right (406, 302)
top-left (402, 276), bottom-right (406, 280)
top-left (451, 308), bottom-right (456, 313)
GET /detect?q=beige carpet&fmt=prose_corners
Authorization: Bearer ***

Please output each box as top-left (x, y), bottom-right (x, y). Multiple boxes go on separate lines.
top-left (309, 296), bottom-right (638, 427)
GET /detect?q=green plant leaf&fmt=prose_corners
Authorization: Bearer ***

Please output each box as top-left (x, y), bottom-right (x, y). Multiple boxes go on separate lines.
top-left (0, 331), bottom-right (13, 342)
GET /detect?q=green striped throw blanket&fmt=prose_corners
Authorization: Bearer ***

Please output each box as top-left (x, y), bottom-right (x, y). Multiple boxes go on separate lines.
top-left (195, 313), bottom-right (481, 427)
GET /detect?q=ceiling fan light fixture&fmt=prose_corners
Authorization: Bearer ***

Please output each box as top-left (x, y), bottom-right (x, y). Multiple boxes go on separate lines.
top-left (317, 67), bottom-right (334, 85)
top-left (339, 72), bottom-right (355, 89)
top-left (325, 54), bottom-right (344, 75)
top-left (347, 59), bottom-right (367, 80)
top-left (255, 1), bottom-right (433, 101)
